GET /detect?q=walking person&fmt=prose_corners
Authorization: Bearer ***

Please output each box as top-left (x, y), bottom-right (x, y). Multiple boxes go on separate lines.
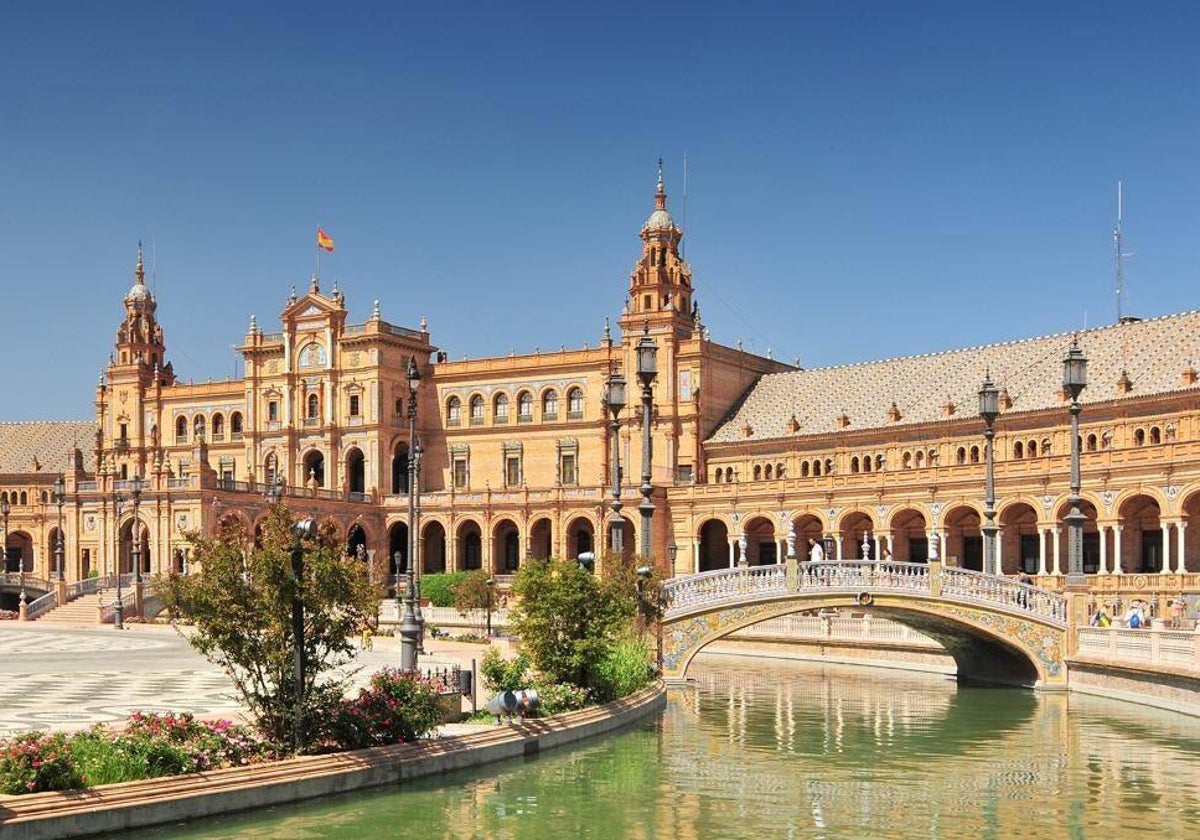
top-left (808, 537), bottom-right (825, 562)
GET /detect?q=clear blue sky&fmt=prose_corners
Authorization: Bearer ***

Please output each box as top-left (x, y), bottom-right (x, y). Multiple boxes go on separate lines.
top-left (3, 2), bottom-right (1198, 420)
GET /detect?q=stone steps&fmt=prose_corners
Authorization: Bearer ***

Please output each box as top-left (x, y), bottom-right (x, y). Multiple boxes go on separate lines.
top-left (35, 592), bottom-right (104, 624)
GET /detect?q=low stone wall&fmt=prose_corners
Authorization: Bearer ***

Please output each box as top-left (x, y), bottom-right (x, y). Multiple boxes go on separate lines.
top-left (1067, 658), bottom-right (1200, 718)
top-left (704, 637), bottom-right (957, 675)
top-left (0, 684), bottom-right (665, 840)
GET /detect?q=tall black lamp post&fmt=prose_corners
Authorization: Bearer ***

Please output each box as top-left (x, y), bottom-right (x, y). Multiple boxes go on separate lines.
top-left (400, 355), bottom-right (422, 673)
top-left (52, 475), bottom-right (65, 581)
top-left (635, 327), bottom-right (658, 561)
top-left (290, 515), bottom-right (318, 752)
top-left (605, 368), bottom-right (628, 555)
top-left (1063, 340), bottom-right (1088, 586)
top-left (131, 474), bottom-right (143, 584)
top-left (978, 375), bottom-right (1000, 576)
top-left (0, 497), bottom-right (8, 576)
top-left (485, 576), bottom-right (495, 637)
top-left (113, 493), bottom-right (125, 630)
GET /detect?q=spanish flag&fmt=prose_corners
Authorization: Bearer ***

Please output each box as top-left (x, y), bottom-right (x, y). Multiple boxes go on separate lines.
top-left (317, 227), bottom-right (335, 252)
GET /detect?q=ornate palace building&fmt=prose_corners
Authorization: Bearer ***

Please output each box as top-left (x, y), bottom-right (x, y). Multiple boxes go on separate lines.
top-left (3, 168), bottom-right (1199, 618)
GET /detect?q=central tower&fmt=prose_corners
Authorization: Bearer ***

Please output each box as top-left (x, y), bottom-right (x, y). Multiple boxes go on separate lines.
top-left (620, 160), bottom-right (695, 336)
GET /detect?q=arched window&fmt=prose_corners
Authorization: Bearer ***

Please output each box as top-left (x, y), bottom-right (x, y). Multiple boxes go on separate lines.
top-left (915, 450), bottom-right (924, 468)
top-left (1028, 439), bottom-right (1037, 458)
top-left (264, 452), bottom-right (278, 486)
top-left (19, 491), bottom-right (27, 506)
top-left (825, 458), bottom-right (834, 475)
top-left (307, 393), bottom-right (320, 420)
top-left (40, 491), bottom-right (47, 504)
top-left (1013, 441), bottom-right (1024, 459)
top-left (753, 465), bottom-right (762, 481)
top-left (956, 447), bottom-right (966, 465)
top-left (493, 393), bottom-right (509, 422)
top-left (1086, 433), bottom-right (1098, 452)
top-left (850, 456), bottom-right (860, 474)
top-left (469, 395), bottom-right (485, 425)
top-left (902, 452), bottom-right (912, 469)
top-left (176, 416), bottom-right (188, 443)
top-left (764, 464), bottom-right (773, 480)
top-left (801, 462), bottom-right (810, 478)
top-left (875, 454), bottom-right (885, 471)
top-left (863, 454), bottom-right (872, 473)
top-left (231, 412), bottom-right (243, 439)
top-left (446, 396), bottom-right (461, 426)
top-left (1134, 428), bottom-right (1146, 446)
top-left (517, 391), bottom-right (533, 421)
top-left (542, 390), bottom-right (559, 420)
top-left (193, 414), bottom-right (206, 441)
top-left (969, 446), bottom-right (980, 463)
top-left (1150, 426), bottom-right (1162, 445)
top-left (567, 387), bottom-right (584, 418)
top-left (777, 463), bottom-right (786, 479)
top-left (1041, 437), bottom-right (1051, 456)
top-left (211, 413), bottom-right (225, 440)
top-left (713, 468), bottom-right (722, 483)
top-left (813, 460), bottom-right (822, 477)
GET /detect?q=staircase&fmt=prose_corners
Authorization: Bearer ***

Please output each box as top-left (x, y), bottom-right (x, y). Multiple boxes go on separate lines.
top-left (35, 593), bottom-right (105, 625)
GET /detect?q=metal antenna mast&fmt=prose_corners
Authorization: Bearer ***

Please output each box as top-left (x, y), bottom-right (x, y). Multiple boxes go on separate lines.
top-left (680, 152), bottom-right (688, 259)
top-left (1114, 181), bottom-right (1130, 323)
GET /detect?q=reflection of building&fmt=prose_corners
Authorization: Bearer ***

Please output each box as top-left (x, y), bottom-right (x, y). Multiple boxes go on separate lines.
top-left (3, 165), bottom-right (1200, 612)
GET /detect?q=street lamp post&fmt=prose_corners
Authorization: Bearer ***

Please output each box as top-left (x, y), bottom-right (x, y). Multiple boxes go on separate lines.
top-left (53, 475), bottom-right (65, 582)
top-left (635, 327), bottom-right (658, 562)
top-left (290, 515), bottom-right (318, 753)
top-left (113, 493), bottom-right (125, 630)
top-left (0, 498), bottom-right (8, 577)
top-left (1063, 340), bottom-right (1089, 587)
top-left (978, 374), bottom-right (1000, 576)
top-left (605, 368), bottom-right (628, 555)
top-left (485, 576), bottom-right (495, 637)
top-left (400, 356), bottom-right (422, 673)
top-left (131, 474), bottom-right (143, 585)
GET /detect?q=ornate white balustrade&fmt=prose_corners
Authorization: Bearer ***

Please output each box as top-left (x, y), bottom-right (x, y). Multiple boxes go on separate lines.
top-left (1076, 625), bottom-right (1200, 672)
top-left (661, 561), bottom-right (1068, 627)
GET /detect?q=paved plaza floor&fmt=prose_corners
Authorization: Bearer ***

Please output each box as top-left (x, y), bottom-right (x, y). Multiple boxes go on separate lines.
top-left (0, 623), bottom-right (492, 736)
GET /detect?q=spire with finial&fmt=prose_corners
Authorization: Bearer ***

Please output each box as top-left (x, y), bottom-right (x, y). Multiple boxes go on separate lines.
top-left (310, 274), bottom-right (319, 294)
top-left (371, 299), bottom-right (381, 320)
top-left (249, 314), bottom-right (257, 333)
top-left (135, 241), bottom-right (145, 284)
top-left (288, 285), bottom-right (297, 304)
top-left (655, 156), bottom-right (666, 209)
top-left (603, 316), bottom-right (611, 342)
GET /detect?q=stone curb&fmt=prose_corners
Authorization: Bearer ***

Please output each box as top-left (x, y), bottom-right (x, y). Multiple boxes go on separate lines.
top-left (0, 683), bottom-right (666, 840)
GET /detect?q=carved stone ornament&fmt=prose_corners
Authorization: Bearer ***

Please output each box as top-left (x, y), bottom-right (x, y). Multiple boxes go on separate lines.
top-left (1101, 490), bottom-right (1115, 511)
top-left (1165, 485), bottom-right (1181, 501)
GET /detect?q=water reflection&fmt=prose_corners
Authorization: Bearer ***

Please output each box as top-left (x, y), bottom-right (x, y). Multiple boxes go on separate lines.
top-left (114, 655), bottom-right (1200, 839)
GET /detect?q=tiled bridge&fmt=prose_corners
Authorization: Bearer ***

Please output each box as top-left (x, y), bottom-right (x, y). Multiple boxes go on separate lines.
top-left (660, 561), bottom-right (1072, 687)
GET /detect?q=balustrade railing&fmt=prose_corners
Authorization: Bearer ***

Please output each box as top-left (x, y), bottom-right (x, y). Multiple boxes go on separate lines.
top-left (662, 560), bottom-right (1068, 625)
top-left (0, 573), bottom-right (52, 593)
top-left (728, 613), bottom-right (943, 648)
top-left (941, 566), bottom-right (1068, 623)
top-left (25, 590), bottom-right (58, 620)
top-left (1076, 625), bottom-right (1200, 673)
top-left (67, 575), bottom-right (113, 598)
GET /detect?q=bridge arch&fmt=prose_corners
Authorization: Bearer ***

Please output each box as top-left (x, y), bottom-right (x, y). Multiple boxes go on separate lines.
top-left (741, 516), bottom-right (776, 566)
top-left (697, 519), bottom-right (729, 572)
top-left (887, 507), bottom-right (929, 562)
top-left (837, 510), bottom-right (875, 559)
top-left (660, 563), bottom-right (1067, 689)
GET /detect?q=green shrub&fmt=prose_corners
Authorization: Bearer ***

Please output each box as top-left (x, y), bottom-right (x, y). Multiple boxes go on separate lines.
top-left (480, 646), bottom-right (529, 692)
top-left (0, 732), bottom-right (83, 794)
top-left (420, 572), bottom-right (468, 607)
top-left (591, 636), bottom-right (653, 703)
top-left (531, 681), bottom-right (590, 715)
top-left (327, 668), bottom-right (444, 750)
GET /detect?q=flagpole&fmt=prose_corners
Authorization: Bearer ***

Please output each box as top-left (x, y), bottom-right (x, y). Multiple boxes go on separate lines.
top-left (315, 234), bottom-right (320, 281)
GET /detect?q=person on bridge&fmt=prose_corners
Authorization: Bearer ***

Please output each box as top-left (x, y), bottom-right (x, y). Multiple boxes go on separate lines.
top-left (808, 537), bottom-right (825, 562)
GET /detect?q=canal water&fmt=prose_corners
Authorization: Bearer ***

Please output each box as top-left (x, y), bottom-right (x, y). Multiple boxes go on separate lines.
top-left (117, 655), bottom-right (1200, 839)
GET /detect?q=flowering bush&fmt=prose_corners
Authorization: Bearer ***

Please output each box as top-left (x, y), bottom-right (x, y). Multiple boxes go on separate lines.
top-left (0, 714), bottom-right (268, 795)
top-left (327, 669), bottom-right (445, 750)
top-left (530, 681), bottom-right (590, 715)
top-left (0, 609), bottom-right (19, 621)
top-left (0, 732), bottom-right (84, 794)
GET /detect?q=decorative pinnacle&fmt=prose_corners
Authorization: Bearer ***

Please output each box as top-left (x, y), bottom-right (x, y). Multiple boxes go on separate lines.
top-left (654, 157), bottom-right (666, 209)
top-left (249, 314), bottom-right (257, 333)
top-left (371, 299), bottom-right (381, 319)
top-left (135, 241), bottom-right (145, 284)
top-left (603, 316), bottom-right (611, 341)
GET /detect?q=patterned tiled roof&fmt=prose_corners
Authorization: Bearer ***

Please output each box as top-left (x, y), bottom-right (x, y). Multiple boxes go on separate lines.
top-left (709, 310), bottom-right (1200, 443)
top-left (0, 422), bottom-right (96, 475)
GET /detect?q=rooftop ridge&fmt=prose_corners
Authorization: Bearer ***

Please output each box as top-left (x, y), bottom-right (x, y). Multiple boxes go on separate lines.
top-left (771, 307), bottom-right (1200, 376)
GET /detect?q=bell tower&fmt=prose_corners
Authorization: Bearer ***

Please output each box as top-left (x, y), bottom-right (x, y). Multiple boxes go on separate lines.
top-left (620, 160), bottom-right (696, 336)
top-left (113, 243), bottom-right (171, 382)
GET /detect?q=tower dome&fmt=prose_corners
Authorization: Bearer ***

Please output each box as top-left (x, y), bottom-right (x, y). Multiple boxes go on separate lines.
top-left (641, 160), bottom-right (680, 235)
top-left (126, 243), bottom-right (151, 302)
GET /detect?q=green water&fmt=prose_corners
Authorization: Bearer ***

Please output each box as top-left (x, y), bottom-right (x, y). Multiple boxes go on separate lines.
top-left (116, 655), bottom-right (1200, 839)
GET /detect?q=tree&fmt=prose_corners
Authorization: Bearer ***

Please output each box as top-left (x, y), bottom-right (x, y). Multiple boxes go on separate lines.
top-left (509, 558), bottom-right (634, 688)
top-left (452, 569), bottom-right (493, 633)
top-left (156, 505), bottom-right (379, 751)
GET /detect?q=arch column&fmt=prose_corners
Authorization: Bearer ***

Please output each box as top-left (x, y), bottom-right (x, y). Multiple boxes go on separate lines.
top-left (1176, 520), bottom-right (1188, 573)
top-left (1051, 527), bottom-right (1062, 576)
top-left (1113, 525), bottom-right (1123, 574)
top-left (1097, 523), bottom-right (1109, 574)
top-left (832, 531), bottom-right (843, 561)
top-left (1037, 527), bottom-right (1048, 576)
top-left (693, 542), bottom-right (701, 573)
top-left (727, 538), bottom-right (735, 568)
top-left (1161, 524), bottom-right (1172, 574)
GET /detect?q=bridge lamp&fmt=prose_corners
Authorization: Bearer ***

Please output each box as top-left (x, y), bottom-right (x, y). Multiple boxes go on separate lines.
top-left (53, 475), bottom-right (66, 581)
top-left (604, 369), bottom-right (628, 554)
top-left (1062, 340), bottom-right (1088, 586)
top-left (635, 327), bottom-right (658, 562)
top-left (978, 374), bottom-right (1000, 576)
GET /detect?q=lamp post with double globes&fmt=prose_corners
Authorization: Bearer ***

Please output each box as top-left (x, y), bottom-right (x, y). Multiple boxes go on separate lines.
top-left (130, 474), bottom-right (143, 585)
top-left (52, 475), bottom-right (66, 582)
top-left (113, 493), bottom-right (126, 631)
top-left (0, 497), bottom-right (8, 576)
top-left (1063, 340), bottom-right (1089, 587)
top-left (400, 356), bottom-right (422, 673)
top-left (978, 374), bottom-right (1000, 576)
top-left (604, 368), bottom-right (628, 556)
top-left (635, 326), bottom-right (658, 563)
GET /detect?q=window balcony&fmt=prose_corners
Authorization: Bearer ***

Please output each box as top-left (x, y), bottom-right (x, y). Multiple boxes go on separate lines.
top-left (304, 417), bottom-right (321, 428)
top-left (517, 414), bottom-right (533, 424)
top-left (543, 412), bottom-right (558, 422)
top-left (567, 410), bottom-right (583, 421)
